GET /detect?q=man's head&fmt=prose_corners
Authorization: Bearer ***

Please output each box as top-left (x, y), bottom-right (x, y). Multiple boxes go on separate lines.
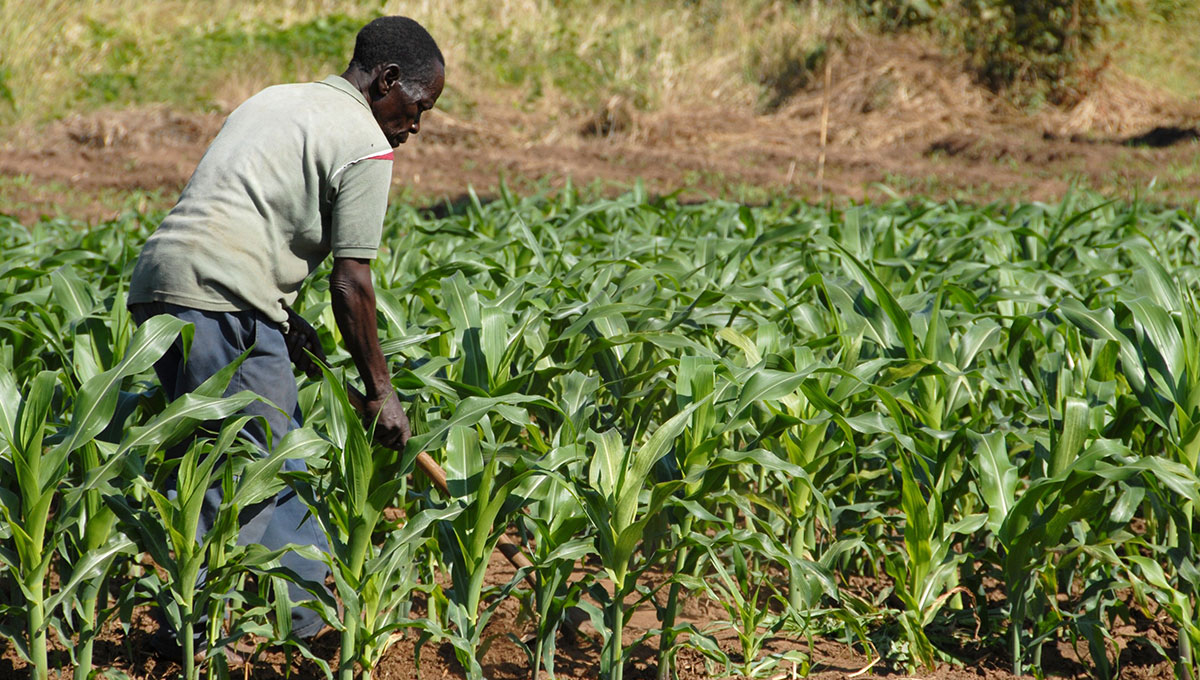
top-left (347, 16), bottom-right (444, 148)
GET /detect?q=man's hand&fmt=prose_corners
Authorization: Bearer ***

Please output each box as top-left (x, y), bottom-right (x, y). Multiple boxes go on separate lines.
top-left (284, 307), bottom-right (326, 379)
top-left (364, 390), bottom-right (411, 450)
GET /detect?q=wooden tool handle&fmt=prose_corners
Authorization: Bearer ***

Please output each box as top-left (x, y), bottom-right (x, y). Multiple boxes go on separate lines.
top-left (345, 384), bottom-right (538, 585)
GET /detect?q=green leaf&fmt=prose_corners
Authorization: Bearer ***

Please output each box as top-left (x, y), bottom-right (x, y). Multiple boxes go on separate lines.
top-left (834, 243), bottom-right (917, 359)
top-left (716, 327), bottom-right (762, 365)
top-left (587, 428), bottom-right (625, 501)
top-left (1050, 397), bottom-right (1089, 478)
top-left (0, 367), bottom-right (20, 447)
top-left (446, 425), bottom-right (484, 498)
top-left (972, 431), bottom-right (1016, 538)
top-left (50, 265), bottom-right (95, 324)
top-left (1127, 246), bottom-right (1182, 312)
top-left (615, 400), bottom-right (703, 531)
top-left (1123, 296), bottom-right (1184, 396)
top-left (1059, 299), bottom-right (1145, 393)
top-left (235, 427), bottom-right (331, 505)
top-left (734, 367), bottom-right (810, 416)
top-left (441, 270), bottom-right (481, 337)
top-left (57, 315), bottom-right (189, 455)
top-left (18, 371), bottom-right (57, 462)
top-left (481, 304), bottom-right (508, 384)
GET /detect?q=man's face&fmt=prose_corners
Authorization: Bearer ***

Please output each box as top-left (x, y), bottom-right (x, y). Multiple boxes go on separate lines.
top-left (371, 64), bottom-right (444, 148)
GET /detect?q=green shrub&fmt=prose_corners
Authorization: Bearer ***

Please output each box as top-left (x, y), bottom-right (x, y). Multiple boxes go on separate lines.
top-left (852, 0), bottom-right (1119, 105)
top-left (959, 0), bottom-right (1114, 105)
top-left (851, 0), bottom-right (941, 29)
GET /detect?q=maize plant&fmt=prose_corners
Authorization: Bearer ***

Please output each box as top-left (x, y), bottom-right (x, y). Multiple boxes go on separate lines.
top-left (5, 193), bottom-right (1200, 680)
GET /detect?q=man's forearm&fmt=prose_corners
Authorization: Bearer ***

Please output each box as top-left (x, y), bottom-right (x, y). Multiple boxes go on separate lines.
top-left (330, 257), bottom-right (392, 399)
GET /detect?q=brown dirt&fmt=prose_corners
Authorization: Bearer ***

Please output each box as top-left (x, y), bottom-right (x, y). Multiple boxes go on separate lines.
top-left (0, 544), bottom-right (1177, 680)
top-left (3, 37), bottom-right (1200, 224)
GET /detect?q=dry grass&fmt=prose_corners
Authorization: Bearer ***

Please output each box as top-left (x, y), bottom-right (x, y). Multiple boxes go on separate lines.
top-left (1, 0), bottom-right (1195, 150)
top-left (1, 1), bottom-right (349, 121)
top-left (0, 0), bottom-right (845, 129)
top-left (1106, 0), bottom-right (1200, 102)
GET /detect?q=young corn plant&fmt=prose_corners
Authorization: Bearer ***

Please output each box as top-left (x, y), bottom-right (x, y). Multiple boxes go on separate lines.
top-left (101, 342), bottom-right (302, 680)
top-left (485, 369), bottom-right (595, 679)
top-left (572, 400), bottom-right (701, 680)
top-left (55, 439), bottom-right (134, 680)
top-left (55, 285), bottom-right (146, 680)
top-left (657, 352), bottom-right (828, 678)
top-left (511, 474), bottom-right (590, 680)
top-left (0, 314), bottom-right (191, 680)
top-left (883, 450), bottom-right (968, 668)
top-left (695, 546), bottom-right (799, 679)
top-left (108, 421), bottom-right (250, 680)
top-left (1060, 244), bottom-right (1200, 671)
top-left (430, 424), bottom-right (534, 679)
top-left (655, 355), bottom-right (724, 680)
top-left (0, 370), bottom-right (63, 680)
top-left (288, 375), bottom-right (422, 680)
top-left (108, 367), bottom-right (351, 679)
top-left (290, 373), bottom-right (509, 680)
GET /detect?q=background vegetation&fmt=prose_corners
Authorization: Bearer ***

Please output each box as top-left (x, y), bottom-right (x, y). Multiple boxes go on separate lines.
top-left (1, 0), bottom-right (1197, 129)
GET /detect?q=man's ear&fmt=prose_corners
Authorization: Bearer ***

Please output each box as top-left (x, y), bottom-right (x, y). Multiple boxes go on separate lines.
top-left (376, 63), bottom-right (402, 96)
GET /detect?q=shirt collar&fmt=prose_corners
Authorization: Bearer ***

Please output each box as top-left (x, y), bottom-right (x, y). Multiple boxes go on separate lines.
top-left (319, 75), bottom-right (371, 111)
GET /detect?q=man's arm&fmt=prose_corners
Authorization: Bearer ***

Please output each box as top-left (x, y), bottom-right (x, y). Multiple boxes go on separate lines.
top-left (329, 256), bottom-right (410, 449)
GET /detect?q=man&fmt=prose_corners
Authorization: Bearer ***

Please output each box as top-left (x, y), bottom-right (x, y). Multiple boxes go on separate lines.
top-left (127, 16), bottom-right (443, 643)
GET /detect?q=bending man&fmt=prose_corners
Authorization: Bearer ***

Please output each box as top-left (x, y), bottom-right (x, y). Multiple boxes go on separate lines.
top-left (127, 16), bottom-right (443, 640)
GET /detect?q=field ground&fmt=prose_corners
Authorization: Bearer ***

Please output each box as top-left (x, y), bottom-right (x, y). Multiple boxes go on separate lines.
top-left (0, 546), bottom-right (1177, 680)
top-left (3, 36), bottom-right (1200, 225)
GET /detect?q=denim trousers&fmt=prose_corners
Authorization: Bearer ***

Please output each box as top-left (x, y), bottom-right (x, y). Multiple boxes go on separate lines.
top-left (131, 301), bottom-right (330, 639)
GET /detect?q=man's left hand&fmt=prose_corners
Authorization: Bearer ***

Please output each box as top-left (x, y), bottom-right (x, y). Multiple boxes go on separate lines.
top-left (285, 307), bottom-right (327, 379)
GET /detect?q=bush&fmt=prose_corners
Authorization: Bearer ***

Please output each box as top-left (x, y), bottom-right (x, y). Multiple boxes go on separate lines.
top-left (852, 0), bottom-right (1118, 105)
top-left (959, 0), bottom-right (1112, 105)
top-left (852, 0), bottom-right (941, 29)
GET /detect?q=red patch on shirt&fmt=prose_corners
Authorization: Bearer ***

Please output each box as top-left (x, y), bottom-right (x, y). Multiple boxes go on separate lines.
top-left (366, 151), bottom-right (394, 161)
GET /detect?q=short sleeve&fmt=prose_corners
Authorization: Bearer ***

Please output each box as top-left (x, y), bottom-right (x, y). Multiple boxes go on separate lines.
top-left (330, 153), bottom-right (393, 259)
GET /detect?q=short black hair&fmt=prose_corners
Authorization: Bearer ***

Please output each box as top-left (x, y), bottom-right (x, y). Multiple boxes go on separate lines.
top-left (350, 16), bottom-right (444, 86)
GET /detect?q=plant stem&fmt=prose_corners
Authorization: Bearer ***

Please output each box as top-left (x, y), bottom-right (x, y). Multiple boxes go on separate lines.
top-left (340, 624), bottom-right (358, 680)
top-left (28, 578), bottom-right (46, 680)
top-left (26, 484), bottom-right (49, 680)
top-left (74, 578), bottom-right (103, 680)
top-left (606, 592), bottom-right (624, 680)
top-left (182, 610), bottom-right (196, 680)
top-left (341, 519), bottom-right (371, 680)
top-left (1181, 629), bottom-right (1194, 680)
top-left (656, 515), bottom-right (694, 680)
top-left (788, 518), bottom-right (807, 611)
top-left (1010, 612), bottom-right (1021, 678)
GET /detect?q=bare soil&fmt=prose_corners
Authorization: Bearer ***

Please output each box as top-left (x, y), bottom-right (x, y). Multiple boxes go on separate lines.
top-left (3, 37), bottom-right (1200, 224)
top-left (0, 544), bottom-right (1177, 680)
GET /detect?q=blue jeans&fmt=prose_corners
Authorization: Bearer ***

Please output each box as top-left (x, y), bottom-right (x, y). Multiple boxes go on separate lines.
top-left (131, 302), bottom-right (330, 639)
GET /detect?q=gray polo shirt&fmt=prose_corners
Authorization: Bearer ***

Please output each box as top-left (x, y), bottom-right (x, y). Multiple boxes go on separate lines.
top-left (129, 75), bottom-right (394, 325)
